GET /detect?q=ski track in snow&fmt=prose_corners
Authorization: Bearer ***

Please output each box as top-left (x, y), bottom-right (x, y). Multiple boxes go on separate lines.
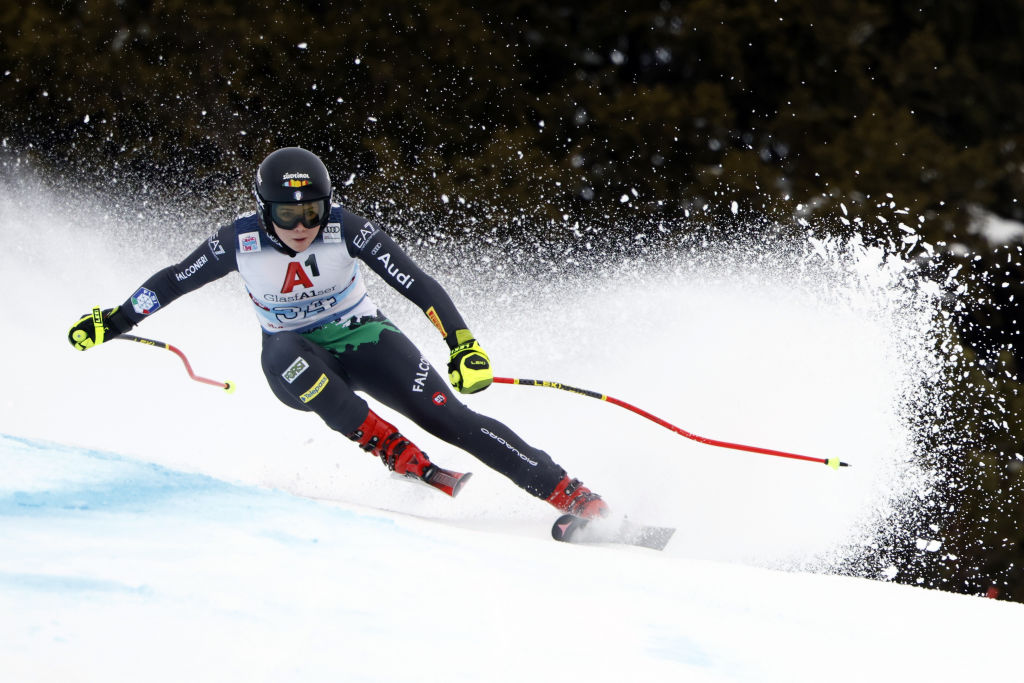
top-left (2, 175), bottom-right (1021, 680)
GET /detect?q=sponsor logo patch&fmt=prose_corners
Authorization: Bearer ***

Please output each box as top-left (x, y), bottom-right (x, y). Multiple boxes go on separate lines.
top-left (352, 222), bottom-right (378, 250)
top-left (480, 427), bottom-right (539, 466)
top-left (208, 236), bottom-right (226, 259)
top-left (299, 373), bottom-right (329, 403)
top-left (411, 357), bottom-right (430, 393)
top-left (425, 306), bottom-right (447, 338)
top-left (377, 252), bottom-right (415, 290)
top-left (239, 231), bottom-right (261, 253)
top-left (175, 254), bottom-right (208, 282)
top-left (282, 356), bottom-right (309, 384)
top-left (432, 392), bottom-right (447, 406)
top-left (130, 287), bottom-right (161, 315)
top-left (323, 223), bottom-right (342, 243)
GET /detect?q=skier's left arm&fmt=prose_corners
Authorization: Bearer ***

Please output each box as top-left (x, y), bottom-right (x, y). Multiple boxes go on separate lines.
top-left (345, 217), bottom-right (493, 394)
top-left (67, 225), bottom-right (236, 350)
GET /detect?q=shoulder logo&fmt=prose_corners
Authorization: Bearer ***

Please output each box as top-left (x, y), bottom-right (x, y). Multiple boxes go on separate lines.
top-left (208, 236), bottom-right (226, 259)
top-left (239, 231), bottom-right (261, 253)
top-left (353, 222), bottom-right (378, 250)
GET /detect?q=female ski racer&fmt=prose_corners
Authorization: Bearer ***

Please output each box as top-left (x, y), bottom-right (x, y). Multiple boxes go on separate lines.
top-left (68, 147), bottom-right (608, 520)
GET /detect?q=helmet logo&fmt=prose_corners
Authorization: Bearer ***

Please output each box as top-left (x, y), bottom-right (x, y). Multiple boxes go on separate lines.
top-left (282, 171), bottom-right (311, 189)
top-left (293, 190), bottom-right (303, 200)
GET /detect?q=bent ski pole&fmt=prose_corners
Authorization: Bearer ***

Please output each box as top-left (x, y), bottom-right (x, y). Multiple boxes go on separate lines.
top-left (118, 334), bottom-right (236, 393)
top-left (493, 377), bottom-right (848, 469)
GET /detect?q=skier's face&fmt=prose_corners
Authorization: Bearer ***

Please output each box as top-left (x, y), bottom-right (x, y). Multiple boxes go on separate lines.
top-left (269, 199), bottom-right (326, 252)
top-left (275, 222), bottom-right (320, 252)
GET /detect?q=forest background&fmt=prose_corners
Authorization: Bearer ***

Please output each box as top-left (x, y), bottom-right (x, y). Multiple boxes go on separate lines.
top-left (3, 0), bottom-right (1023, 601)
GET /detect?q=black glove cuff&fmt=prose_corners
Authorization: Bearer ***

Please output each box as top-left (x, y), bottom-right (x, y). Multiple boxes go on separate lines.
top-left (446, 328), bottom-right (476, 351)
top-left (106, 307), bottom-right (136, 336)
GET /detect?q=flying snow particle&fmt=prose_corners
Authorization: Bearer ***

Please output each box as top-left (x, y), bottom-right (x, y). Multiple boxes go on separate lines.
top-left (915, 538), bottom-right (943, 552)
top-left (297, 43), bottom-right (308, 50)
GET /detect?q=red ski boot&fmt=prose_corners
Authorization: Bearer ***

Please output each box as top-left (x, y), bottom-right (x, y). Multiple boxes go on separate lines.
top-left (546, 476), bottom-right (609, 519)
top-left (346, 409), bottom-right (432, 478)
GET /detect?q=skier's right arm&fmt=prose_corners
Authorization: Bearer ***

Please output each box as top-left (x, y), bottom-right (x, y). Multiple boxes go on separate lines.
top-left (68, 225), bottom-right (237, 350)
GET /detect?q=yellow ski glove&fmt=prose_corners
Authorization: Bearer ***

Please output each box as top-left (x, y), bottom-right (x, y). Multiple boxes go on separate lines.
top-left (447, 330), bottom-right (493, 394)
top-left (68, 306), bottom-right (131, 350)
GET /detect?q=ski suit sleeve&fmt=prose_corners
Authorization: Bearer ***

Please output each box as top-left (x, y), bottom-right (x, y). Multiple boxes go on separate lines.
top-left (114, 224), bottom-right (238, 329)
top-left (342, 213), bottom-right (469, 349)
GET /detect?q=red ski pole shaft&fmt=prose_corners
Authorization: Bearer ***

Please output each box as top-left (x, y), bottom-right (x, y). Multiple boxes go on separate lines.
top-left (118, 334), bottom-right (236, 393)
top-left (493, 376), bottom-right (848, 469)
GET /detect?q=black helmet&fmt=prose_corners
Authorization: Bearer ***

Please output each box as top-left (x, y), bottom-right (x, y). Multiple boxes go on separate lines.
top-left (253, 147), bottom-right (334, 240)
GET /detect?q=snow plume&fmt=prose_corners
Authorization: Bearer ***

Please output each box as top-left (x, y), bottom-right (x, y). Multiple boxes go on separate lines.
top-left (0, 156), bottom-right (993, 589)
top-left (404, 216), bottom-right (958, 578)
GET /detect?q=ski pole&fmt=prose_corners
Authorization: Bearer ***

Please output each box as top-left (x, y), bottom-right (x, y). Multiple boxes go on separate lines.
top-left (118, 334), bottom-right (236, 393)
top-left (493, 377), bottom-right (848, 469)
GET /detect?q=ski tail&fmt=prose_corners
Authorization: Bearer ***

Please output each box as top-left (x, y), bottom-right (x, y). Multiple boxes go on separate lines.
top-left (551, 514), bottom-right (675, 551)
top-left (422, 465), bottom-right (471, 497)
top-left (394, 465), bottom-right (472, 497)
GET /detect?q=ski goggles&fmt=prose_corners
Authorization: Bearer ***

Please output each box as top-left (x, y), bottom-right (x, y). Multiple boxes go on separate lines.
top-left (270, 199), bottom-right (328, 230)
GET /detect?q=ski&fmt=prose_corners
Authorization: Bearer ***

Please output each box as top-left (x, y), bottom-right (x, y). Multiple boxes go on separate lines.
top-left (394, 465), bottom-right (472, 497)
top-left (551, 513), bottom-right (675, 551)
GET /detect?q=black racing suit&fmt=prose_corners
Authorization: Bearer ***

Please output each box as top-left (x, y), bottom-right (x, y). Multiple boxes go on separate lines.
top-left (111, 205), bottom-right (567, 499)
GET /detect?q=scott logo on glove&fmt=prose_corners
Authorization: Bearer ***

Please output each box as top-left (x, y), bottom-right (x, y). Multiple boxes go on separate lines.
top-left (282, 356), bottom-right (309, 384)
